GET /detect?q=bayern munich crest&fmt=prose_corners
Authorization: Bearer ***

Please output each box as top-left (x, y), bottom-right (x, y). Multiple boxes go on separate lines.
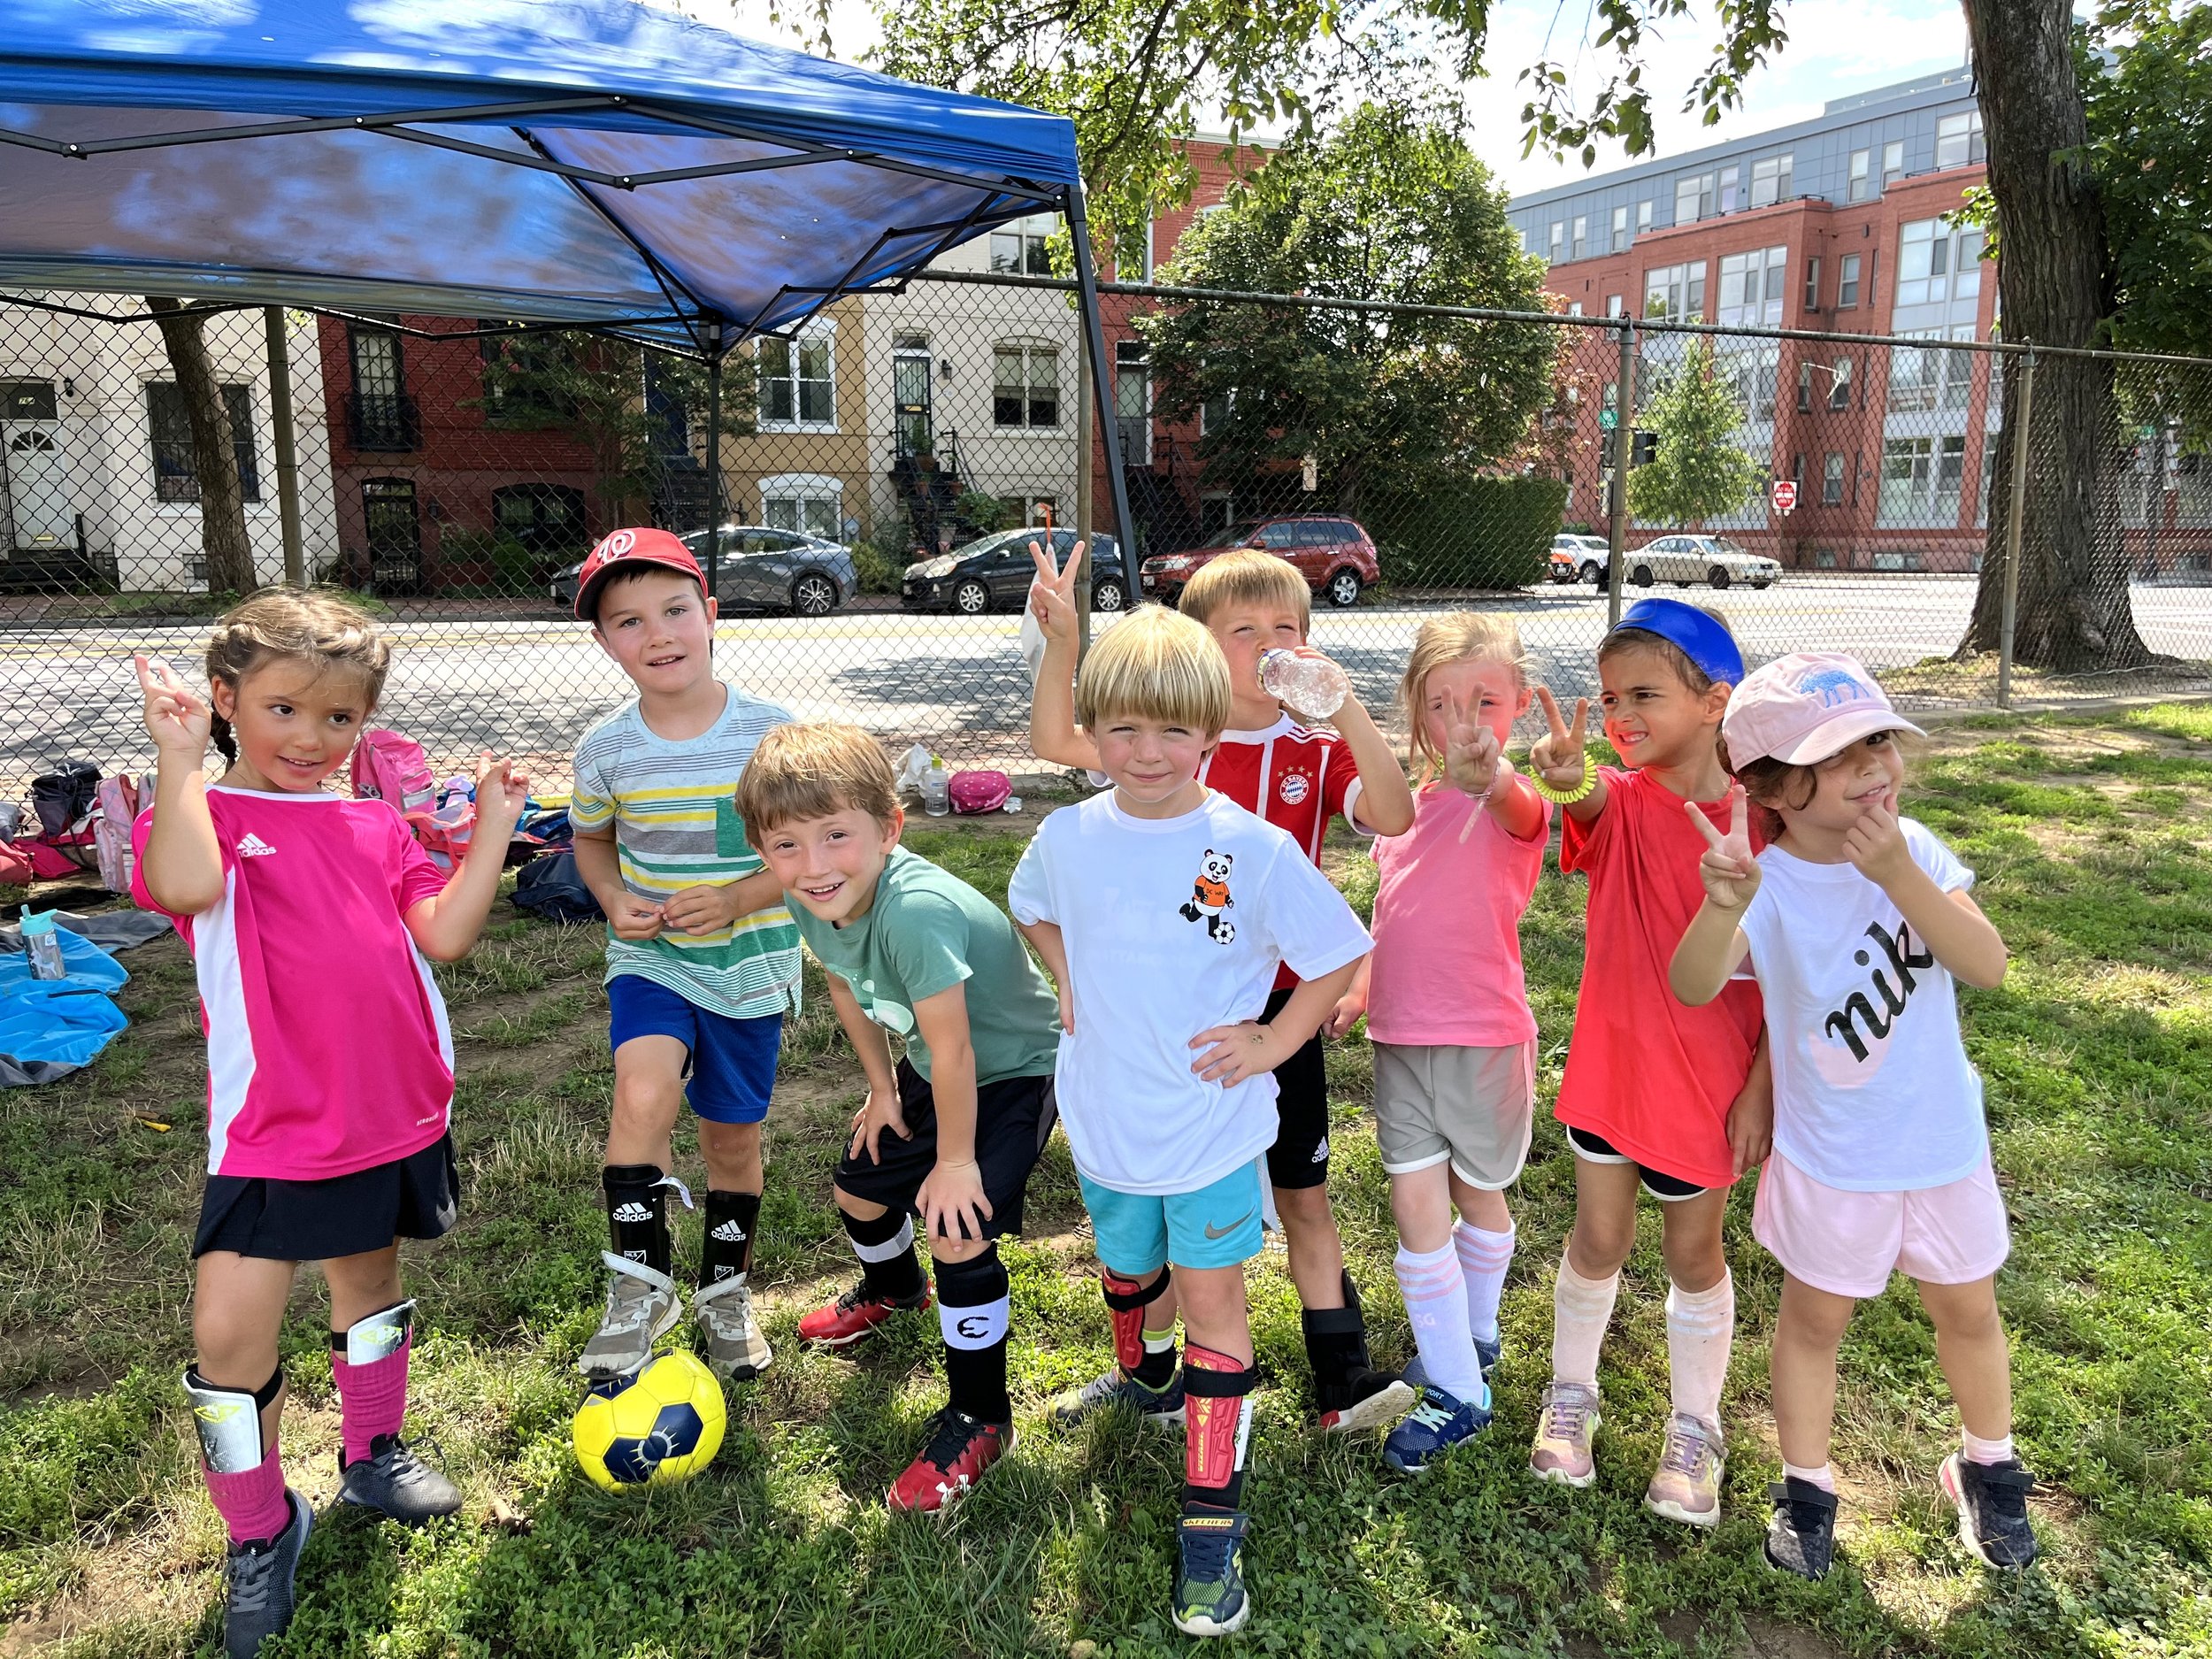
top-left (1278, 772), bottom-right (1310, 805)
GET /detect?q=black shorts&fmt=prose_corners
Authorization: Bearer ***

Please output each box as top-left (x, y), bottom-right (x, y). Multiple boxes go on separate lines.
top-left (194, 1134), bottom-right (461, 1261)
top-left (1565, 1125), bottom-right (1710, 1202)
top-left (833, 1058), bottom-right (1056, 1243)
top-left (1262, 986), bottom-right (1332, 1190)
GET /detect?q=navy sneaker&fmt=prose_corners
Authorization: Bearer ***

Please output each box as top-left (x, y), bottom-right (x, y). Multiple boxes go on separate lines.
top-left (1474, 1333), bottom-right (1502, 1384)
top-left (1764, 1478), bottom-right (1839, 1580)
top-left (338, 1433), bottom-right (463, 1525)
top-left (1382, 1382), bottom-right (1492, 1475)
top-left (1172, 1502), bottom-right (1251, 1636)
top-left (1050, 1363), bottom-right (1187, 1432)
top-left (1939, 1454), bottom-right (2039, 1570)
top-left (223, 1488), bottom-right (311, 1659)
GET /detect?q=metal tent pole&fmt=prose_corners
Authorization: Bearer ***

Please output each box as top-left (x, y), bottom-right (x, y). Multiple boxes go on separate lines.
top-left (264, 305), bottom-right (304, 585)
top-left (1067, 182), bottom-right (1135, 635)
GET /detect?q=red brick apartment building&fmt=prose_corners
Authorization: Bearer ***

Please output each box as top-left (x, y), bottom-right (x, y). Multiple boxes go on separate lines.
top-left (1512, 66), bottom-right (2210, 574)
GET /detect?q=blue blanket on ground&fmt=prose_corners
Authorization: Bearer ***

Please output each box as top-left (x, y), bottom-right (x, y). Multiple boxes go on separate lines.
top-left (0, 933), bottom-right (130, 1086)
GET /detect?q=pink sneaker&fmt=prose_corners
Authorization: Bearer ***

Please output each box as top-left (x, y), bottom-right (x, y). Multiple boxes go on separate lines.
top-left (1529, 1381), bottom-right (1601, 1487)
top-left (1644, 1411), bottom-right (1725, 1526)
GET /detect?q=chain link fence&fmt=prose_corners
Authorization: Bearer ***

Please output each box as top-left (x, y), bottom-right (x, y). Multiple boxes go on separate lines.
top-left (4, 276), bottom-right (2208, 802)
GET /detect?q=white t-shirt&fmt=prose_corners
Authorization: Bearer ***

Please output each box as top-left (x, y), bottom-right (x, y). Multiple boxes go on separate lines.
top-left (1738, 818), bottom-right (1987, 1192)
top-left (1008, 789), bottom-right (1371, 1195)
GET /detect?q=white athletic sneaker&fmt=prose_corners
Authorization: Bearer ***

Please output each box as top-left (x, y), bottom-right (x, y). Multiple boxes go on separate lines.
top-left (692, 1276), bottom-right (772, 1380)
top-left (577, 1251), bottom-right (682, 1379)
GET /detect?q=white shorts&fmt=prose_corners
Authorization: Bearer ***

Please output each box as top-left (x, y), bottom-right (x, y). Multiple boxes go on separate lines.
top-left (1371, 1041), bottom-right (1534, 1190)
top-left (1753, 1148), bottom-right (2010, 1301)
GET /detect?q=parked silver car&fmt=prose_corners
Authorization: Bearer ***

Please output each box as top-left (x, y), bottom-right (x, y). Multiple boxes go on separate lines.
top-left (551, 525), bottom-right (855, 617)
top-left (1624, 534), bottom-right (1782, 590)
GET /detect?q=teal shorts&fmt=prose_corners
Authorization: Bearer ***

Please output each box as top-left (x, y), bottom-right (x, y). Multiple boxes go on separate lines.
top-left (1078, 1159), bottom-right (1266, 1274)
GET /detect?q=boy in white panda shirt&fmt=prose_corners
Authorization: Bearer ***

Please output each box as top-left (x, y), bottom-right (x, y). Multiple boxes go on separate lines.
top-left (1009, 605), bottom-right (1369, 1639)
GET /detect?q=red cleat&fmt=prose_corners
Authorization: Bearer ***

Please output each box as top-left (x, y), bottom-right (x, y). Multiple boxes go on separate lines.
top-left (887, 1408), bottom-right (1013, 1514)
top-left (797, 1279), bottom-right (930, 1348)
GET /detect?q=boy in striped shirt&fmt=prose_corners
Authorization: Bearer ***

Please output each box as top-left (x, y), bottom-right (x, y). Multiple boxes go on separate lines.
top-left (566, 528), bottom-right (801, 1384)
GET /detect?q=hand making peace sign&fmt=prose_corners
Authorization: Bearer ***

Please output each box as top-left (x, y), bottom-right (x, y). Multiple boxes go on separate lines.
top-left (1526, 685), bottom-right (1591, 793)
top-left (1025, 539), bottom-right (1086, 644)
top-left (1440, 686), bottom-right (1503, 800)
top-left (134, 654), bottom-right (211, 758)
top-left (1686, 784), bottom-right (1762, 911)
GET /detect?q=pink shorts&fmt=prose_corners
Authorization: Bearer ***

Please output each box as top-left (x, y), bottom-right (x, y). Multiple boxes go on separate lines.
top-left (1752, 1149), bottom-right (2010, 1300)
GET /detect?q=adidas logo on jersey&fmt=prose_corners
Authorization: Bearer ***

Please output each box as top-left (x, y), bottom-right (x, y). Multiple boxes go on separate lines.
top-left (710, 1219), bottom-right (749, 1242)
top-left (611, 1202), bottom-right (653, 1223)
top-left (234, 833), bottom-right (276, 858)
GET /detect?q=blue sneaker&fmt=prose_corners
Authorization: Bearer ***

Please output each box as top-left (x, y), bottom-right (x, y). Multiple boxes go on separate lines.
top-left (1383, 1383), bottom-right (1492, 1475)
top-left (1474, 1333), bottom-right (1502, 1383)
top-left (1049, 1363), bottom-right (1187, 1432)
top-left (1171, 1503), bottom-right (1251, 1635)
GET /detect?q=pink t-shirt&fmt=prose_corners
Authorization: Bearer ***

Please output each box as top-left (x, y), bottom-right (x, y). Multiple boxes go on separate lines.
top-left (1366, 783), bottom-right (1551, 1048)
top-left (132, 787), bottom-right (456, 1181)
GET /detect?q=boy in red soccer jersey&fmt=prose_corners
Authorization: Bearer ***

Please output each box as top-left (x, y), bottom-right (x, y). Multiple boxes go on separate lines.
top-left (1028, 544), bottom-right (1417, 1434)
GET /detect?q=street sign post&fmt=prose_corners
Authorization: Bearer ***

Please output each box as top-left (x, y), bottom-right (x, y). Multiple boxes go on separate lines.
top-left (1770, 478), bottom-right (1799, 515)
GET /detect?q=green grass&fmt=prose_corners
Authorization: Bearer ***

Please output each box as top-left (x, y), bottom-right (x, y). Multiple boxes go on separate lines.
top-left (3, 710), bottom-right (2209, 1657)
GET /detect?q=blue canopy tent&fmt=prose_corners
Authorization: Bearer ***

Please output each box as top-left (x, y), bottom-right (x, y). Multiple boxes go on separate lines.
top-left (0, 0), bottom-right (1133, 565)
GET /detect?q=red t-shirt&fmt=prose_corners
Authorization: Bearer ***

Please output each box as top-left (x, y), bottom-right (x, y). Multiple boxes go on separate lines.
top-left (1199, 715), bottom-right (1368, 988)
top-left (1555, 766), bottom-right (1765, 1187)
top-left (133, 788), bottom-right (457, 1181)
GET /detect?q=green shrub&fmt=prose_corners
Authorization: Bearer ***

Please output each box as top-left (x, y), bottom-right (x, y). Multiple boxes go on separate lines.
top-left (1374, 474), bottom-right (1563, 589)
top-left (848, 536), bottom-right (904, 596)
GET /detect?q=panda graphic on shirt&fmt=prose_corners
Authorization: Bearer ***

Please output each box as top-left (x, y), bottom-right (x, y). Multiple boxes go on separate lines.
top-left (1179, 849), bottom-right (1237, 944)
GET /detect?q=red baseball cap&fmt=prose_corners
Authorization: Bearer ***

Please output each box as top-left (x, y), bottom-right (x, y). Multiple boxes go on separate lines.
top-left (572, 526), bottom-right (705, 621)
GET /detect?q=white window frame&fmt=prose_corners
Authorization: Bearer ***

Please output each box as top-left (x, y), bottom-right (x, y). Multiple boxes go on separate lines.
top-left (1717, 245), bottom-right (1788, 326)
top-left (1611, 204), bottom-right (1629, 251)
top-left (1571, 215), bottom-right (1587, 259)
top-left (1847, 149), bottom-right (1872, 203)
top-left (1838, 252), bottom-right (1862, 308)
top-left (1643, 261), bottom-right (1707, 323)
top-left (1548, 221), bottom-right (1564, 260)
top-left (1897, 217), bottom-right (1985, 308)
top-left (1823, 450), bottom-right (1847, 506)
top-left (1935, 111), bottom-right (1985, 170)
top-left (757, 319), bottom-right (837, 433)
top-left (1750, 154), bottom-right (1793, 208)
top-left (991, 339), bottom-right (1061, 429)
top-left (1882, 139), bottom-right (1906, 187)
top-left (758, 472), bottom-right (844, 540)
top-left (1637, 199), bottom-right (1654, 234)
top-left (988, 212), bottom-right (1057, 275)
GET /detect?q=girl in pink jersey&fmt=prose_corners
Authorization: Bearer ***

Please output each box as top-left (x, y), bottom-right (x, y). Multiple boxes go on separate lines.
top-left (131, 590), bottom-right (526, 1659)
top-left (1327, 614), bottom-right (1551, 1475)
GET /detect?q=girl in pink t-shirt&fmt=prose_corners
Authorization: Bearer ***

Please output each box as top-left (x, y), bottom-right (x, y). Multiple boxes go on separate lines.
top-left (131, 590), bottom-right (525, 1659)
top-left (1328, 614), bottom-right (1550, 1474)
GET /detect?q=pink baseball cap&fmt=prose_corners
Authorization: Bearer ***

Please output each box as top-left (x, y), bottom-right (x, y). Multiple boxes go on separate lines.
top-left (573, 526), bottom-right (704, 620)
top-left (1722, 652), bottom-right (1925, 765)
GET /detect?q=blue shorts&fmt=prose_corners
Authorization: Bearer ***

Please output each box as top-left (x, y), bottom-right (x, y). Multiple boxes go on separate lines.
top-left (606, 974), bottom-right (780, 1125)
top-left (1077, 1159), bottom-right (1265, 1274)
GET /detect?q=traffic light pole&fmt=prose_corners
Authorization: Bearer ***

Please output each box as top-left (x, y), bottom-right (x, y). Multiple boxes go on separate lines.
top-left (1606, 318), bottom-right (1638, 630)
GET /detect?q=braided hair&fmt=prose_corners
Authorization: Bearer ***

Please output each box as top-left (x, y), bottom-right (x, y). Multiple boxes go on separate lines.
top-left (204, 588), bottom-right (393, 764)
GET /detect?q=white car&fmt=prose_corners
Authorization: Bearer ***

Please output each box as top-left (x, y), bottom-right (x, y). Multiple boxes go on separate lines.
top-left (1548, 534), bottom-right (1612, 586)
top-left (1625, 534), bottom-right (1782, 590)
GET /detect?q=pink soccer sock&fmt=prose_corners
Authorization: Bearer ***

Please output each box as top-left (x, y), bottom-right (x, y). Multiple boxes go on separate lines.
top-left (1394, 1242), bottom-right (1486, 1404)
top-left (1550, 1252), bottom-right (1620, 1387)
top-left (204, 1441), bottom-right (292, 1547)
top-left (1664, 1272), bottom-right (1735, 1427)
top-left (332, 1333), bottom-right (411, 1465)
top-left (1452, 1220), bottom-right (1516, 1345)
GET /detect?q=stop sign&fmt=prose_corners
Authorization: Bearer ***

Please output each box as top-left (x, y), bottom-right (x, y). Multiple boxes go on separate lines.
top-left (1770, 478), bottom-right (1799, 514)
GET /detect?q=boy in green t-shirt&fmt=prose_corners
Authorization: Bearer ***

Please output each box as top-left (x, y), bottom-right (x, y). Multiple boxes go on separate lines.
top-left (734, 722), bottom-right (1063, 1513)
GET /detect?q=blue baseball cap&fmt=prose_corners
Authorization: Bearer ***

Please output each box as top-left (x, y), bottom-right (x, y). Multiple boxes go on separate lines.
top-left (1607, 598), bottom-right (1746, 687)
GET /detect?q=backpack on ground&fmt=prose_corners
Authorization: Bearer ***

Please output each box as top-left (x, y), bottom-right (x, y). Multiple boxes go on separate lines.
top-left (93, 773), bottom-right (146, 893)
top-left (513, 851), bottom-right (603, 923)
top-left (350, 730), bottom-right (439, 818)
top-left (30, 761), bottom-right (101, 840)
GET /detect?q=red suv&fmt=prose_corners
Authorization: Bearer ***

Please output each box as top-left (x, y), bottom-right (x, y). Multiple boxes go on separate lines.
top-left (1140, 515), bottom-right (1380, 609)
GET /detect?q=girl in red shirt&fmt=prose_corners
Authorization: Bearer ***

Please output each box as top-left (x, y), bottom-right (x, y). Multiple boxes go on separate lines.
top-left (1523, 599), bottom-right (1771, 1528)
top-left (133, 590), bottom-right (525, 1659)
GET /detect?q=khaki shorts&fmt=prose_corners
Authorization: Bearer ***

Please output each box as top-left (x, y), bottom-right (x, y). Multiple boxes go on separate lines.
top-left (1371, 1041), bottom-right (1535, 1190)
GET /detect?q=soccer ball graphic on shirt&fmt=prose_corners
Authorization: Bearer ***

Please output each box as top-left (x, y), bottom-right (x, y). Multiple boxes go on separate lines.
top-left (572, 1350), bottom-right (727, 1491)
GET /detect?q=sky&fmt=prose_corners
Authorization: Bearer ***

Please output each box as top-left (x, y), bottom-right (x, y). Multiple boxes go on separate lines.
top-left (684, 0), bottom-right (1972, 198)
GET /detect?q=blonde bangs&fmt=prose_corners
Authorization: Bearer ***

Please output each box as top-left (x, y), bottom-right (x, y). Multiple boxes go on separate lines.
top-left (1178, 549), bottom-right (1310, 628)
top-left (1073, 605), bottom-right (1233, 734)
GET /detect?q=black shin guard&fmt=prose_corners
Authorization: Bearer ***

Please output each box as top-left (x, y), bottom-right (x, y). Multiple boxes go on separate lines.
top-left (700, 1189), bottom-right (761, 1287)
top-left (603, 1164), bottom-right (672, 1278)
top-left (1302, 1268), bottom-right (1378, 1409)
top-left (843, 1204), bottom-right (927, 1302)
top-left (934, 1246), bottom-right (1012, 1425)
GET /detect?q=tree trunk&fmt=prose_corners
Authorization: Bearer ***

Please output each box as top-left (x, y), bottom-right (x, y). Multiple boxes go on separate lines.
top-left (1960, 0), bottom-right (2149, 669)
top-left (148, 297), bottom-right (256, 595)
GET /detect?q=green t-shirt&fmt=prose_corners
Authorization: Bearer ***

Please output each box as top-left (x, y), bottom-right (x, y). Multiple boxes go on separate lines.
top-left (795, 847), bottom-right (1059, 1085)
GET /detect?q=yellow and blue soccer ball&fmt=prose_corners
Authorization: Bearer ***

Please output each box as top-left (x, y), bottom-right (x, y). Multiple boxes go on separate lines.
top-left (572, 1351), bottom-right (726, 1491)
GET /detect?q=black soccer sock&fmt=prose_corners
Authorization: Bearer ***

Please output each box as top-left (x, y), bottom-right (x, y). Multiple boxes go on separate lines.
top-left (934, 1246), bottom-right (1012, 1425)
top-left (603, 1164), bottom-right (672, 1278)
top-left (1302, 1269), bottom-right (1379, 1409)
top-left (843, 1204), bottom-right (927, 1302)
top-left (699, 1189), bottom-right (761, 1287)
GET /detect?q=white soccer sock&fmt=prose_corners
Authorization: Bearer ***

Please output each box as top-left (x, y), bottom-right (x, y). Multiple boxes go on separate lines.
top-left (1962, 1428), bottom-right (2016, 1465)
top-left (1550, 1251), bottom-right (1620, 1387)
top-left (1782, 1459), bottom-right (1837, 1492)
top-left (1452, 1220), bottom-right (1516, 1345)
top-left (1394, 1242), bottom-right (1486, 1406)
top-left (1664, 1271), bottom-right (1735, 1427)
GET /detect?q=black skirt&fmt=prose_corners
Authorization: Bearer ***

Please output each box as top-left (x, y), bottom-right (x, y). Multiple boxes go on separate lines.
top-left (193, 1133), bottom-right (461, 1261)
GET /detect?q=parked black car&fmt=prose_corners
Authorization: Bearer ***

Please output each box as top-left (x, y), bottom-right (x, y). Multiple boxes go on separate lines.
top-left (902, 528), bottom-right (1126, 614)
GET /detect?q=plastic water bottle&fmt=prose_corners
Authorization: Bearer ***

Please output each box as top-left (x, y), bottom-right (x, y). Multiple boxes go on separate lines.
top-left (1258, 648), bottom-right (1351, 719)
top-left (21, 906), bottom-right (65, 981)
top-left (922, 757), bottom-right (951, 817)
